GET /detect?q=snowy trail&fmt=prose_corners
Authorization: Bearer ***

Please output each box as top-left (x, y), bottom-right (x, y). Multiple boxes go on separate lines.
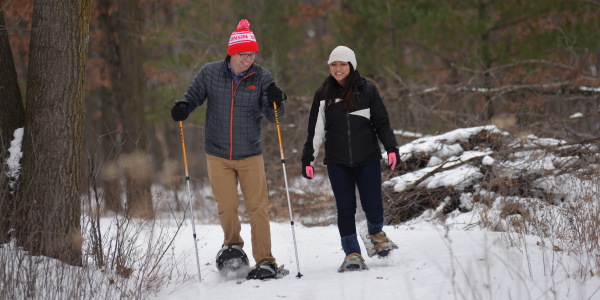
top-left (153, 222), bottom-right (600, 300)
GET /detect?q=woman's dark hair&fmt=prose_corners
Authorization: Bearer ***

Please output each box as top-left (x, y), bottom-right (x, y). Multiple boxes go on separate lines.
top-left (321, 62), bottom-right (358, 111)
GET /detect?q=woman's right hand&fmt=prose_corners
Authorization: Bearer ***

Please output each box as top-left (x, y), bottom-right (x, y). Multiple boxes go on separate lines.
top-left (387, 147), bottom-right (400, 170)
top-left (302, 165), bottom-right (314, 179)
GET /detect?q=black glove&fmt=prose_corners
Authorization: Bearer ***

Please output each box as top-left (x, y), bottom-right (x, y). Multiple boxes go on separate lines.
top-left (267, 83), bottom-right (287, 109)
top-left (171, 100), bottom-right (190, 122)
top-left (302, 164), bottom-right (314, 180)
top-left (386, 147), bottom-right (400, 170)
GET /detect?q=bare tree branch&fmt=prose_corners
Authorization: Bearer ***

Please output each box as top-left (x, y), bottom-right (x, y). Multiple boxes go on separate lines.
top-left (487, 59), bottom-right (594, 76)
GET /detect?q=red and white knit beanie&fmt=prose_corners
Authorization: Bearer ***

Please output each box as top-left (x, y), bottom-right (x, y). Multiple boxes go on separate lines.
top-left (327, 46), bottom-right (357, 69)
top-left (228, 19), bottom-right (259, 56)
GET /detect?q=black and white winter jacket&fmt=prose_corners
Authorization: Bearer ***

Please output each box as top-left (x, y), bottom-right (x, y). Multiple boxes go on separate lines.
top-left (301, 73), bottom-right (398, 168)
top-left (180, 60), bottom-right (284, 160)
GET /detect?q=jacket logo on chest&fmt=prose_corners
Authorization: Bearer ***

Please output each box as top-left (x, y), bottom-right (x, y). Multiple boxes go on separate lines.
top-left (248, 85), bottom-right (256, 89)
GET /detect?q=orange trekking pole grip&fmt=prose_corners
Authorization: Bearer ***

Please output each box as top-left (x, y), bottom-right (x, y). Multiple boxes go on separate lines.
top-left (179, 121), bottom-right (202, 282)
top-left (273, 102), bottom-right (303, 279)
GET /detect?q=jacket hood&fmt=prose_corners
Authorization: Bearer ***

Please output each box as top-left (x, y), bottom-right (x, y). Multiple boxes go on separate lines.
top-left (354, 71), bottom-right (366, 88)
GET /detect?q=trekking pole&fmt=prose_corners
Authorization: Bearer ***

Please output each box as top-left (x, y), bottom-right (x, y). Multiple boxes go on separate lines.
top-left (273, 102), bottom-right (303, 279)
top-left (179, 121), bottom-right (202, 282)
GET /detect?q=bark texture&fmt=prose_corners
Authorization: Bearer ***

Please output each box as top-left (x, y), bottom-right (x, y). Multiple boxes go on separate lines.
top-left (96, 0), bottom-right (153, 218)
top-left (0, 0), bottom-right (25, 243)
top-left (17, 0), bottom-right (92, 265)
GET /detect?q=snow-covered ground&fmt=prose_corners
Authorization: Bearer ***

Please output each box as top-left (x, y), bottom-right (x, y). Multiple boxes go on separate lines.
top-left (150, 125), bottom-right (600, 300)
top-left (152, 220), bottom-right (600, 300)
top-left (3, 126), bottom-right (600, 299)
top-left (3, 215), bottom-right (597, 300)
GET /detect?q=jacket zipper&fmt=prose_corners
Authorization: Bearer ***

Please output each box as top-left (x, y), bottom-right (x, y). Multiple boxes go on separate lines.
top-left (229, 72), bottom-right (256, 159)
top-left (346, 111), bottom-right (353, 166)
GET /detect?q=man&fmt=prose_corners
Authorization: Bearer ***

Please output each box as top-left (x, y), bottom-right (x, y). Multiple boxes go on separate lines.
top-left (170, 19), bottom-right (288, 280)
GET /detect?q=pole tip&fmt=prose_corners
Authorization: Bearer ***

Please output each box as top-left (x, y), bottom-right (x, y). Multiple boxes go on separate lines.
top-left (296, 273), bottom-right (303, 279)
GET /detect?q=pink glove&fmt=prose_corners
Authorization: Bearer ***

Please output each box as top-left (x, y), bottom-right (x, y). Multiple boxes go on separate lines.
top-left (305, 166), bottom-right (314, 179)
top-left (388, 152), bottom-right (397, 170)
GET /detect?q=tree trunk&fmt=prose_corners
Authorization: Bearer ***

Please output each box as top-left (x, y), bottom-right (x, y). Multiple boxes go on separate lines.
top-left (119, 0), bottom-right (153, 218)
top-left (0, 0), bottom-right (25, 244)
top-left (96, 0), bottom-right (122, 214)
top-left (96, 0), bottom-right (153, 218)
top-left (478, 0), bottom-right (495, 120)
top-left (0, 0), bottom-right (25, 153)
top-left (17, 0), bottom-right (92, 266)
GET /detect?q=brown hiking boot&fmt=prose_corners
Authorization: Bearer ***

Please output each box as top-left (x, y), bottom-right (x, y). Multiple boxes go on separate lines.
top-left (338, 253), bottom-right (369, 272)
top-left (367, 232), bottom-right (399, 258)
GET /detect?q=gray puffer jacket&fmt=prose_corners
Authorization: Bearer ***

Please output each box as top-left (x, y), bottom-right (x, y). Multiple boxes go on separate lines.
top-left (181, 60), bottom-right (284, 160)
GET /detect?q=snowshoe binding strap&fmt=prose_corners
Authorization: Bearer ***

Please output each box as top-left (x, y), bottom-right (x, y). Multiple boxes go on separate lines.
top-left (216, 245), bottom-right (249, 271)
top-left (246, 262), bottom-right (289, 280)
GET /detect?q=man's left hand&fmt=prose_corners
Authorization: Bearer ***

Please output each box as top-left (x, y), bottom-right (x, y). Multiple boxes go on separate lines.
top-left (267, 83), bottom-right (287, 109)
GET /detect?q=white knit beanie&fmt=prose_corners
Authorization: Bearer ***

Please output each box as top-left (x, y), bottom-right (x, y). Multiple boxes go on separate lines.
top-left (327, 46), bottom-right (357, 70)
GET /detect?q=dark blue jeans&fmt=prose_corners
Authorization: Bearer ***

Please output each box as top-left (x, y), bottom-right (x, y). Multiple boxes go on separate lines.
top-left (328, 160), bottom-right (384, 254)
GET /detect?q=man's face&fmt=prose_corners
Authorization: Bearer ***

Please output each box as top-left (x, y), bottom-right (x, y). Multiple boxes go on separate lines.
top-left (230, 52), bottom-right (257, 75)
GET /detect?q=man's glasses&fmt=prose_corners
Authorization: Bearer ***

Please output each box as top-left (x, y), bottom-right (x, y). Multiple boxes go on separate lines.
top-left (238, 53), bottom-right (258, 59)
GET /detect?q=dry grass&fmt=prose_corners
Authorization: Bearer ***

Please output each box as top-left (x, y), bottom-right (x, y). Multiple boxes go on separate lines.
top-left (0, 145), bottom-right (193, 300)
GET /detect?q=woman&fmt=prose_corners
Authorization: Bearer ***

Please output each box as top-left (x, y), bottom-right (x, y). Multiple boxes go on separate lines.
top-left (301, 46), bottom-right (401, 272)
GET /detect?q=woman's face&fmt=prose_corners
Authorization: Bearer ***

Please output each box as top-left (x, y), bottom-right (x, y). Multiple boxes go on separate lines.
top-left (330, 61), bottom-right (350, 86)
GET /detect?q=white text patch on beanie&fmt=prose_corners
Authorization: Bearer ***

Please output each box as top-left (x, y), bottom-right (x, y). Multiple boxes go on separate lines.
top-left (229, 31), bottom-right (256, 46)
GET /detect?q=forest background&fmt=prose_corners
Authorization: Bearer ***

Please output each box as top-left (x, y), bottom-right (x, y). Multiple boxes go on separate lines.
top-left (2, 0), bottom-right (600, 220)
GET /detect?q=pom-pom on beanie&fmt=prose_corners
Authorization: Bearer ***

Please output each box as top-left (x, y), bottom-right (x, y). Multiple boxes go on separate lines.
top-left (327, 46), bottom-right (357, 69)
top-left (228, 19), bottom-right (259, 56)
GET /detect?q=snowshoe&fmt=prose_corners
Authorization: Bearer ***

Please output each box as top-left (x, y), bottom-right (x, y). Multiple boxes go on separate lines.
top-left (366, 231), bottom-right (399, 258)
top-left (338, 253), bottom-right (368, 272)
top-left (216, 245), bottom-right (250, 278)
top-left (246, 261), bottom-right (289, 280)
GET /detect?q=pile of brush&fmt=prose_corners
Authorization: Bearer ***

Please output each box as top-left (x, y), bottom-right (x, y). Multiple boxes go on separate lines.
top-left (381, 126), bottom-right (600, 225)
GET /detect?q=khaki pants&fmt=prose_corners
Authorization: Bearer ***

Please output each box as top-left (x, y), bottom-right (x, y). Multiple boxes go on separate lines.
top-left (206, 154), bottom-right (275, 265)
